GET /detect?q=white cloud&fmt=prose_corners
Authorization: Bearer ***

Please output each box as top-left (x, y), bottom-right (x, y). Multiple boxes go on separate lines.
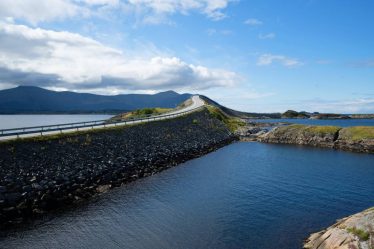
top-left (257, 54), bottom-right (303, 67)
top-left (0, 0), bottom-right (232, 25)
top-left (0, 0), bottom-right (87, 25)
top-left (258, 33), bottom-right (275, 40)
top-left (123, 0), bottom-right (232, 24)
top-left (244, 18), bottom-right (262, 26)
top-left (0, 22), bottom-right (239, 93)
top-left (75, 0), bottom-right (120, 5)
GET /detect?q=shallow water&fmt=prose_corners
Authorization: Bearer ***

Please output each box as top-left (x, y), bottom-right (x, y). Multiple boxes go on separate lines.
top-left (251, 118), bottom-right (374, 127)
top-left (0, 115), bottom-right (113, 129)
top-left (1, 142), bottom-right (374, 249)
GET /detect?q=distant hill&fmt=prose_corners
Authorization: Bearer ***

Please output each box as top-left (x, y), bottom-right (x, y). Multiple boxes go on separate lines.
top-left (199, 95), bottom-right (282, 119)
top-left (0, 86), bottom-right (192, 114)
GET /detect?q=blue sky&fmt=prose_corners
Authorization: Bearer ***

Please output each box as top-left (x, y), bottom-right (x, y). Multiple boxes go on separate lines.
top-left (0, 0), bottom-right (373, 113)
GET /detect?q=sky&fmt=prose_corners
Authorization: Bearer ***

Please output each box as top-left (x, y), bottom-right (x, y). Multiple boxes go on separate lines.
top-left (0, 0), bottom-right (373, 113)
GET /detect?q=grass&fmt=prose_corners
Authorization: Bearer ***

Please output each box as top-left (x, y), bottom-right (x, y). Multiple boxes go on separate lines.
top-left (275, 125), bottom-right (374, 142)
top-left (304, 125), bottom-right (341, 135)
top-left (347, 227), bottom-right (370, 241)
top-left (275, 124), bottom-right (340, 136)
top-left (206, 105), bottom-right (245, 132)
top-left (339, 126), bottom-right (374, 141)
top-left (111, 107), bottom-right (172, 121)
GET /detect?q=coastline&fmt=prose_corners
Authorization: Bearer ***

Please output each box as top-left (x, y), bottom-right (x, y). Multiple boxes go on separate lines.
top-left (0, 109), bottom-right (236, 228)
top-left (237, 123), bottom-right (374, 154)
top-left (304, 208), bottom-right (374, 249)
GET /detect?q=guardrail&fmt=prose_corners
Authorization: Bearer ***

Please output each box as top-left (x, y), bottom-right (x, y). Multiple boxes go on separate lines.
top-left (0, 105), bottom-right (205, 139)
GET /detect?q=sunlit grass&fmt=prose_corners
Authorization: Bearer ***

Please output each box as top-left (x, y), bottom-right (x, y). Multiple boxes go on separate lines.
top-left (339, 126), bottom-right (374, 141)
top-left (206, 105), bottom-right (245, 132)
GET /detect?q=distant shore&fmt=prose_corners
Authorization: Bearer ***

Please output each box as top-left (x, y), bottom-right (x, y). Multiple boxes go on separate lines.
top-left (237, 122), bottom-right (374, 154)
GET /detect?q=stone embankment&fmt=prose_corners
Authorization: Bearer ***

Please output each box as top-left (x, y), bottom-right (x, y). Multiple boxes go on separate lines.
top-left (0, 109), bottom-right (236, 227)
top-left (259, 125), bottom-right (374, 153)
top-left (304, 208), bottom-right (374, 249)
top-left (238, 123), bottom-right (374, 153)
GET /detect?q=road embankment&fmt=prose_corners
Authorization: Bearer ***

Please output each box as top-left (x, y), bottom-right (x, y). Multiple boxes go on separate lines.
top-left (254, 125), bottom-right (374, 153)
top-left (0, 108), bottom-right (236, 227)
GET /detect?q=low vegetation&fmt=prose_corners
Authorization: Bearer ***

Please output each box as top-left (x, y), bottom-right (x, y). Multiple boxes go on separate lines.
top-left (275, 124), bottom-right (341, 136)
top-left (282, 110), bottom-right (310, 119)
top-left (339, 126), bottom-right (374, 141)
top-left (304, 125), bottom-right (341, 135)
top-left (347, 227), bottom-right (370, 241)
top-left (110, 107), bottom-right (172, 122)
top-left (206, 105), bottom-right (245, 132)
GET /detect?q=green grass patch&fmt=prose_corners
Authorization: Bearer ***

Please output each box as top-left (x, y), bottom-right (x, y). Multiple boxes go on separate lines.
top-left (347, 227), bottom-right (370, 241)
top-left (339, 126), bottom-right (374, 141)
top-left (277, 124), bottom-right (341, 135)
top-left (273, 124), bottom-right (341, 138)
top-left (304, 125), bottom-right (341, 135)
top-left (206, 105), bottom-right (245, 132)
top-left (111, 107), bottom-right (172, 121)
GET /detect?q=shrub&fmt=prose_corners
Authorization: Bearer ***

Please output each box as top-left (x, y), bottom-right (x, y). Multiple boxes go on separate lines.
top-left (347, 227), bottom-right (370, 241)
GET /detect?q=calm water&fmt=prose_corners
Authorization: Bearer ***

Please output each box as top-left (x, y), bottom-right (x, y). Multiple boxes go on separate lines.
top-left (1, 142), bottom-right (374, 249)
top-left (0, 115), bottom-right (113, 129)
top-left (251, 118), bottom-right (374, 127)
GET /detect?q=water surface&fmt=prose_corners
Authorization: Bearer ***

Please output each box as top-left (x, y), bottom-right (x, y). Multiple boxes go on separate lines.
top-left (0, 115), bottom-right (113, 129)
top-left (250, 118), bottom-right (374, 127)
top-left (1, 142), bottom-right (374, 249)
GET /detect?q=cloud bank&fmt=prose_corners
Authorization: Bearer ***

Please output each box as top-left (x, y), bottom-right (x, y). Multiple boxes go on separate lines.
top-left (0, 21), bottom-right (238, 93)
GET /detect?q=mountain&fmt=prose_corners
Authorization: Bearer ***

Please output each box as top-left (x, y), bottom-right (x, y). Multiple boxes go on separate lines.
top-left (0, 86), bottom-right (192, 114)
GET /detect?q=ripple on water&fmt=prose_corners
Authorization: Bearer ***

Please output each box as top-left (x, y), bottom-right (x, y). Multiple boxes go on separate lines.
top-left (1, 142), bottom-right (374, 249)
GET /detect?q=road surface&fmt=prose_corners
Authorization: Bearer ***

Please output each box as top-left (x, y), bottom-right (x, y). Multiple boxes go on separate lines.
top-left (0, 95), bottom-right (205, 140)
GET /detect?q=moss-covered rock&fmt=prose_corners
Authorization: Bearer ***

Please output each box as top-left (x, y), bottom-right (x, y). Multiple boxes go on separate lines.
top-left (259, 124), bottom-right (374, 153)
top-left (335, 126), bottom-right (374, 153)
top-left (259, 124), bottom-right (340, 148)
top-left (304, 208), bottom-right (374, 249)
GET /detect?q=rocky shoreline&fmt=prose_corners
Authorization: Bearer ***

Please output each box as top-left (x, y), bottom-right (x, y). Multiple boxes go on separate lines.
top-left (0, 109), bottom-right (236, 228)
top-left (304, 208), bottom-right (374, 249)
top-left (237, 122), bottom-right (374, 154)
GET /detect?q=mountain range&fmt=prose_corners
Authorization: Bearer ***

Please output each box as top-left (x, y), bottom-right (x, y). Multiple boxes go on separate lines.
top-left (0, 86), bottom-right (192, 114)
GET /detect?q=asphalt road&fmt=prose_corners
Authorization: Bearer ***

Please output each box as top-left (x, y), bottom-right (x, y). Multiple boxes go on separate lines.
top-left (0, 95), bottom-right (205, 140)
